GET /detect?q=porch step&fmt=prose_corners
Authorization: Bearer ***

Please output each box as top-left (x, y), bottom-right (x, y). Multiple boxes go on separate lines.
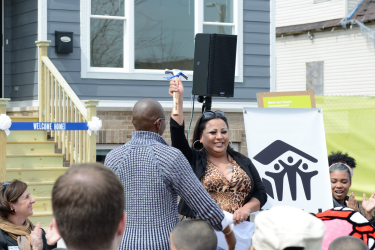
top-left (9, 116), bottom-right (39, 123)
top-left (27, 181), bottom-right (55, 198)
top-left (7, 131), bottom-right (46, 142)
top-left (29, 212), bottom-right (53, 227)
top-left (6, 167), bottom-right (67, 182)
top-left (6, 154), bottom-right (64, 168)
top-left (6, 142), bottom-right (55, 155)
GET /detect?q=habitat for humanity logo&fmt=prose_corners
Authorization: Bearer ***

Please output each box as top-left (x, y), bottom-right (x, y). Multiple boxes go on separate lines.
top-left (253, 140), bottom-right (318, 201)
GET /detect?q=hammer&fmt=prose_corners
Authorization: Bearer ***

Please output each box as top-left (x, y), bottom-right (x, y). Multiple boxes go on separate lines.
top-left (165, 69), bottom-right (188, 116)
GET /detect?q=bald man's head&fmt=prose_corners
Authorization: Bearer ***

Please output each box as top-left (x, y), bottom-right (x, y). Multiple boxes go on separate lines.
top-left (170, 220), bottom-right (217, 250)
top-left (132, 98), bottom-right (166, 135)
top-left (329, 236), bottom-right (369, 250)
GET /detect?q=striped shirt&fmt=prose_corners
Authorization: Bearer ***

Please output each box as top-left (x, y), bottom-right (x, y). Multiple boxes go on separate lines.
top-left (104, 131), bottom-right (226, 250)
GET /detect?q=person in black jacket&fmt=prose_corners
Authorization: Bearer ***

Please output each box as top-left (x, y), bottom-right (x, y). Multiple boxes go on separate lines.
top-left (0, 180), bottom-right (59, 250)
top-left (169, 77), bottom-right (267, 225)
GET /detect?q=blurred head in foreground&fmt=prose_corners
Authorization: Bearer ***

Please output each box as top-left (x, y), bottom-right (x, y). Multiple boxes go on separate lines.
top-left (250, 206), bottom-right (325, 250)
top-left (52, 163), bottom-right (126, 250)
top-left (170, 219), bottom-right (217, 250)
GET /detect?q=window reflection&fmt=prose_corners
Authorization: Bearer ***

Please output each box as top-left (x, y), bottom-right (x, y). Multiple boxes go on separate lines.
top-left (90, 19), bottom-right (124, 68)
top-left (134, 0), bottom-right (195, 70)
top-left (91, 0), bottom-right (125, 17)
top-left (203, 25), bottom-right (232, 35)
top-left (204, 0), bottom-right (233, 23)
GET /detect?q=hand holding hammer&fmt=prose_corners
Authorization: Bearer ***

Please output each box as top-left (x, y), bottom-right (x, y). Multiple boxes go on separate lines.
top-left (165, 69), bottom-right (188, 116)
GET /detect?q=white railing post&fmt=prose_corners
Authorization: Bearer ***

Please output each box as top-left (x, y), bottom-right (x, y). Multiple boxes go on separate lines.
top-left (84, 100), bottom-right (100, 163)
top-left (0, 98), bottom-right (10, 182)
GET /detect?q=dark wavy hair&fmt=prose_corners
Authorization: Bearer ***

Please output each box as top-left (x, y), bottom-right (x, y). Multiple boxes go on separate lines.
top-left (192, 113), bottom-right (241, 157)
top-left (328, 151), bottom-right (356, 169)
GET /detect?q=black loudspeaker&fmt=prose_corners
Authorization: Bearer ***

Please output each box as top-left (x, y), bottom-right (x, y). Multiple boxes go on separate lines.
top-left (192, 33), bottom-right (237, 97)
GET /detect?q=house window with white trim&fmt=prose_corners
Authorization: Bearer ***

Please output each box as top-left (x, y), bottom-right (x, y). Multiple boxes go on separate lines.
top-left (82, 0), bottom-right (243, 80)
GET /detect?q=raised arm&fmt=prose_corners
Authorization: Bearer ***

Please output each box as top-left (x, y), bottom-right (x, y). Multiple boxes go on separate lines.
top-left (169, 76), bottom-right (184, 125)
top-left (169, 77), bottom-right (193, 162)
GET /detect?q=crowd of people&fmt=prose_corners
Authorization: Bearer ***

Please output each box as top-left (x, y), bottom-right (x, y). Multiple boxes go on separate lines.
top-left (0, 77), bottom-right (374, 250)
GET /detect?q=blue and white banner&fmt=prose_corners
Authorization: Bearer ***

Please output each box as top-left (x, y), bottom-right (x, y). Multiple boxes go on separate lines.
top-left (7, 122), bottom-right (88, 131)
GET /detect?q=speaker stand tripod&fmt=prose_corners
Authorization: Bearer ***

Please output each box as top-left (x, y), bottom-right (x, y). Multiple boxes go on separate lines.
top-left (197, 96), bottom-right (212, 113)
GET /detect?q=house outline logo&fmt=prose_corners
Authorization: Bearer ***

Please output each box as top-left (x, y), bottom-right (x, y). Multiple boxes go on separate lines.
top-left (253, 140), bottom-right (319, 201)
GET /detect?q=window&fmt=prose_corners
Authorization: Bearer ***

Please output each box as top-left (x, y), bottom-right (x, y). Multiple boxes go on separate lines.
top-left (81, 0), bottom-right (243, 81)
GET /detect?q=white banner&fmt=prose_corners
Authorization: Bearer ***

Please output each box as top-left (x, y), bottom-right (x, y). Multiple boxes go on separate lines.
top-left (243, 108), bottom-right (332, 213)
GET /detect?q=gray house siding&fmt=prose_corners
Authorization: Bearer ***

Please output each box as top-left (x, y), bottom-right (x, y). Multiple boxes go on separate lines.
top-left (4, 0), bottom-right (38, 101)
top-left (41, 0), bottom-right (270, 103)
top-left (4, 0), bottom-right (11, 98)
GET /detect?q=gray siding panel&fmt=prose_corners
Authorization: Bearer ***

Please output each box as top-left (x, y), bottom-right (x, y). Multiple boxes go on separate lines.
top-left (244, 66), bottom-right (270, 77)
top-left (48, 22), bottom-right (80, 35)
top-left (245, 32), bottom-right (270, 44)
top-left (244, 55), bottom-right (270, 66)
top-left (50, 59), bottom-right (81, 72)
top-left (11, 0), bottom-right (38, 16)
top-left (9, 0), bottom-right (38, 100)
top-left (49, 0), bottom-right (80, 11)
top-left (12, 48), bottom-right (38, 62)
top-left (4, 0), bottom-right (12, 98)
top-left (37, 0), bottom-right (271, 102)
top-left (244, 21), bottom-right (270, 33)
top-left (244, 44), bottom-right (270, 55)
top-left (244, 10), bottom-right (270, 22)
top-left (243, 0), bottom-right (270, 91)
top-left (243, 77), bottom-right (271, 88)
top-left (12, 23), bottom-right (38, 39)
top-left (12, 35), bottom-right (38, 51)
top-left (48, 48), bottom-right (81, 60)
top-left (9, 84), bottom-right (37, 100)
top-left (12, 72), bottom-right (38, 84)
top-left (234, 87), bottom-right (270, 99)
top-left (48, 10), bottom-right (80, 23)
top-left (11, 61), bottom-right (38, 74)
top-left (11, 10), bottom-right (37, 27)
top-left (244, 1), bottom-right (270, 11)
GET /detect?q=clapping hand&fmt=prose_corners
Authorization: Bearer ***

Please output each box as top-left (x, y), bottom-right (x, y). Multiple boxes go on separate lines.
top-left (362, 191), bottom-right (375, 220)
top-left (30, 222), bottom-right (43, 250)
top-left (46, 219), bottom-right (61, 246)
top-left (345, 192), bottom-right (359, 212)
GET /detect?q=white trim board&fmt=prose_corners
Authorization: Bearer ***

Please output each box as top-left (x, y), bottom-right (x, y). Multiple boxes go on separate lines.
top-left (80, 0), bottom-right (243, 82)
top-left (270, 0), bottom-right (276, 92)
top-left (38, 0), bottom-right (47, 40)
top-left (6, 100), bottom-right (257, 113)
top-left (2, 0), bottom-right (4, 98)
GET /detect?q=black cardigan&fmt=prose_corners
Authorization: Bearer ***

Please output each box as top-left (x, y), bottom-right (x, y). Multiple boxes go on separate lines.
top-left (170, 118), bottom-right (267, 218)
top-left (0, 228), bottom-right (57, 250)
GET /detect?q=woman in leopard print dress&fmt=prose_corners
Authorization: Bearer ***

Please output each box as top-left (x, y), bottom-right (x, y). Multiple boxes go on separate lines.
top-left (169, 78), bottom-right (267, 225)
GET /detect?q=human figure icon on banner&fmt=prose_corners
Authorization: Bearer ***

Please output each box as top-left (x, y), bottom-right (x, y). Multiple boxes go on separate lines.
top-left (253, 140), bottom-right (319, 201)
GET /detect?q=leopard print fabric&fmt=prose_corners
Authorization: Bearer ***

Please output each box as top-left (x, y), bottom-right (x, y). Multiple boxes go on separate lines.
top-left (201, 158), bottom-right (252, 214)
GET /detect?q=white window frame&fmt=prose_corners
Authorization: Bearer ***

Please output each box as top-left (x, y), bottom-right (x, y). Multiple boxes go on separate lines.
top-left (80, 0), bottom-right (243, 82)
